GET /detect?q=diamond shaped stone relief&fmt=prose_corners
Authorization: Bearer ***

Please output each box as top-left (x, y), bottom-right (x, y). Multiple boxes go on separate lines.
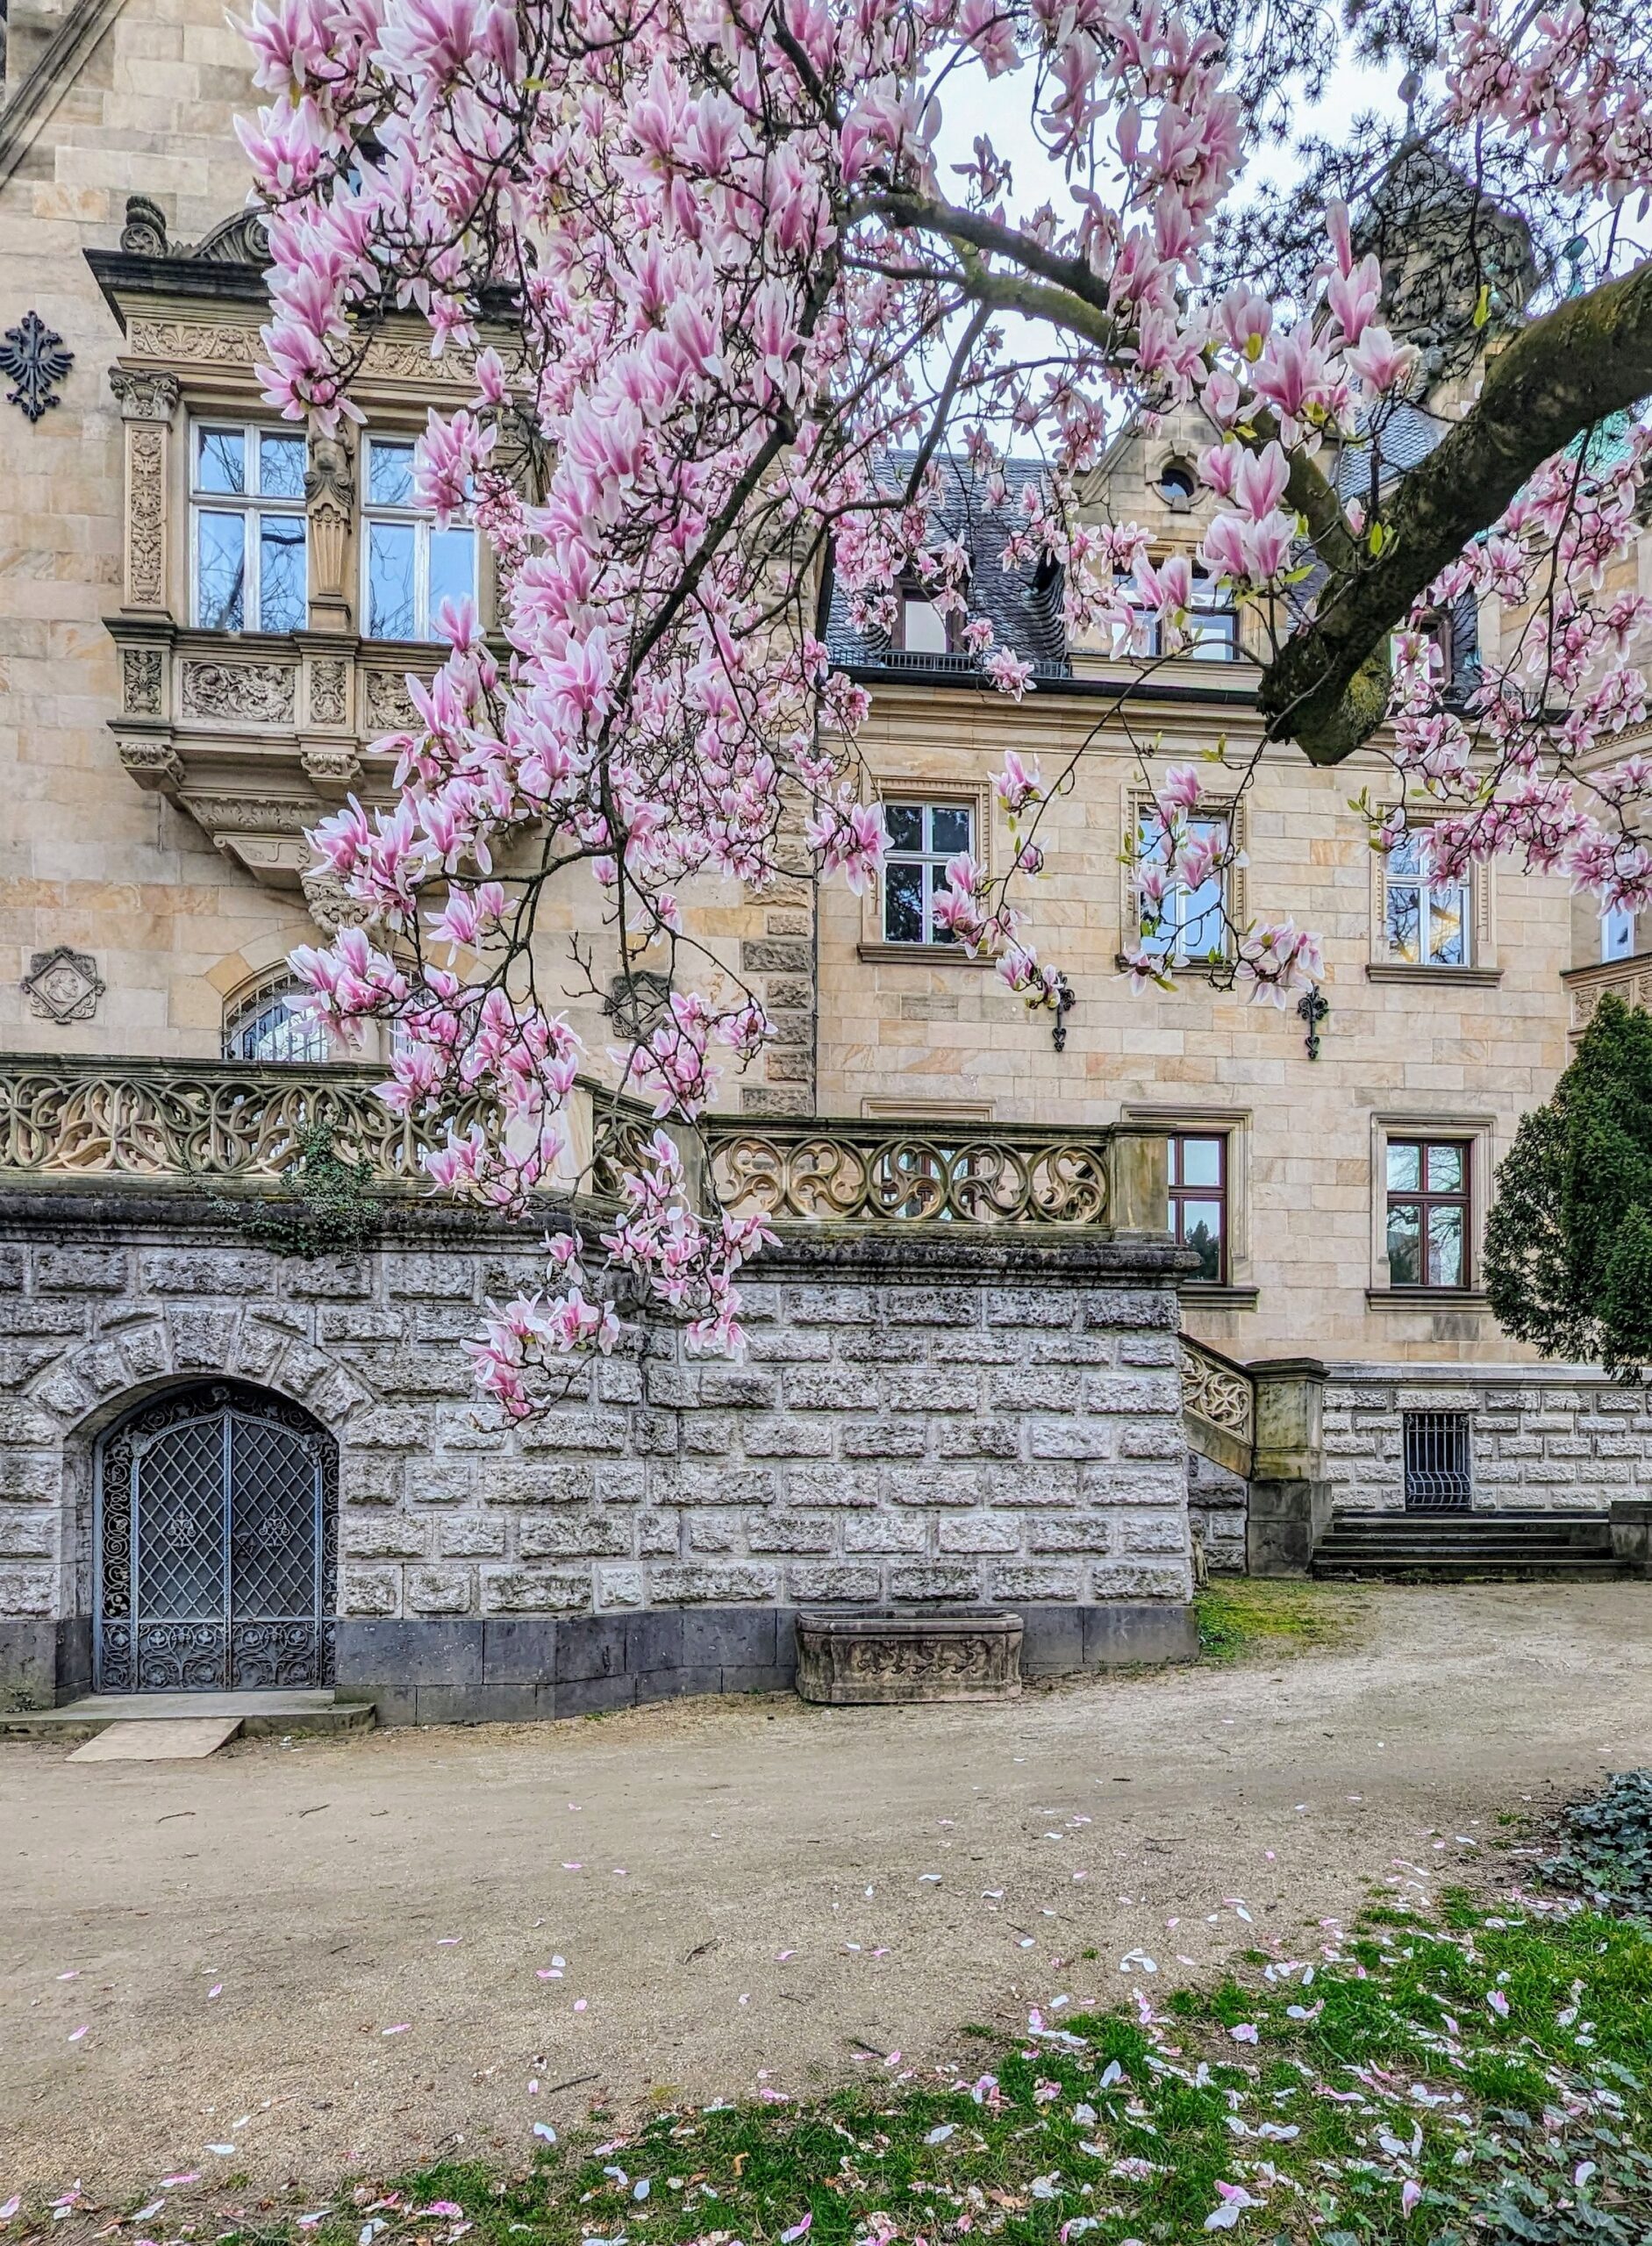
top-left (22, 947), bottom-right (105, 1024)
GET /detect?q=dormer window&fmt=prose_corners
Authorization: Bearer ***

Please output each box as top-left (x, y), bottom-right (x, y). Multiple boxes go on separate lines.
top-left (895, 586), bottom-right (959, 655)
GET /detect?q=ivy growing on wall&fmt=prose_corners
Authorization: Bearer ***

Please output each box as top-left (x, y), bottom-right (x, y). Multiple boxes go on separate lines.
top-left (210, 1119), bottom-right (382, 1262)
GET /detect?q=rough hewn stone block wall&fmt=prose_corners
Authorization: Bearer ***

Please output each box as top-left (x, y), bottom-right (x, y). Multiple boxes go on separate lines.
top-left (1322, 1368), bottom-right (1652, 1511)
top-left (0, 1198), bottom-right (1197, 1718)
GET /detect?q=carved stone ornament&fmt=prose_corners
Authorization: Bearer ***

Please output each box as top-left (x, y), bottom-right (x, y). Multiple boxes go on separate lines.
top-left (121, 647), bottom-right (164, 716)
top-left (116, 735), bottom-right (184, 790)
top-left (301, 869), bottom-right (373, 934)
top-left (301, 743), bottom-right (361, 785)
top-left (184, 209), bottom-right (272, 267)
top-left (109, 366), bottom-right (181, 423)
top-left (120, 196), bottom-right (170, 256)
top-left (307, 660), bottom-right (350, 726)
top-left (304, 433), bottom-right (354, 601)
top-left (794, 1609), bottom-right (1024, 1705)
top-left (184, 794), bottom-right (310, 833)
top-left (22, 948), bottom-right (105, 1025)
top-left (180, 660), bottom-right (297, 725)
top-left (363, 670), bottom-right (423, 732)
top-left (1, 311), bottom-right (74, 423)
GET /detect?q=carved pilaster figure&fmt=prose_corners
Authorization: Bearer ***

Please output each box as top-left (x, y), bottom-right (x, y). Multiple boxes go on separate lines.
top-left (304, 432), bottom-right (355, 623)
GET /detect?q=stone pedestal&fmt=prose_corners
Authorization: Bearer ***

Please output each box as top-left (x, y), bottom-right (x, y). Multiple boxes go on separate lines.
top-left (1246, 1357), bottom-right (1333, 1577)
top-left (795, 1607), bottom-right (1023, 1704)
top-left (1610, 1499), bottom-right (1652, 1577)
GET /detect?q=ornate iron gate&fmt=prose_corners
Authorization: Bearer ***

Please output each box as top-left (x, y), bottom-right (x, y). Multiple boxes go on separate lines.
top-left (96, 1383), bottom-right (337, 1692)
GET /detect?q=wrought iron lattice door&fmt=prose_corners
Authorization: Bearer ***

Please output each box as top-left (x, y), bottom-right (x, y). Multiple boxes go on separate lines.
top-left (97, 1383), bottom-right (337, 1692)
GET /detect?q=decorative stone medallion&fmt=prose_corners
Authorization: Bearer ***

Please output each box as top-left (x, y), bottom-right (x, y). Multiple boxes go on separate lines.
top-left (1, 311), bottom-right (73, 423)
top-left (22, 948), bottom-right (105, 1024)
top-left (794, 1607), bottom-right (1023, 1704)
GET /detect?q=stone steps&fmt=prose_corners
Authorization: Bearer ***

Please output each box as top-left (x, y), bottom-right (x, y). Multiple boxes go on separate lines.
top-left (1312, 1510), bottom-right (1622, 1581)
top-left (0, 1690), bottom-right (376, 1744)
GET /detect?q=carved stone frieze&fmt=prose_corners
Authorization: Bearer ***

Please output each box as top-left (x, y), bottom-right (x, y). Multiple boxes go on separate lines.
top-left (124, 319), bottom-right (477, 389)
top-left (183, 794), bottom-right (311, 834)
top-left (179, 659), bottom-right (297, 725)
top-left (120, 646), bottom-right (164, 716)
top-left (363, 671), bottom-right (425, 733)
top-left (21, 948), bottom-right (105, 1026)
top-left (307, 659), bottom-right (350, 726)
top-left (794, 1610), bottom-right (1024, 1705)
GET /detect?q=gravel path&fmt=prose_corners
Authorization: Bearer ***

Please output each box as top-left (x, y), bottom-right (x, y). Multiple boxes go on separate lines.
top-left (4, 1583), bottom-right (1649, 2200)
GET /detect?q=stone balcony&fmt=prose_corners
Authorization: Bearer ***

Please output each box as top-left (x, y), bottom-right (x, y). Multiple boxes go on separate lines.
top-left (1561, 949), bottom-right (1652, 1041)
top-left (107, 622), bottom-right (441, 912)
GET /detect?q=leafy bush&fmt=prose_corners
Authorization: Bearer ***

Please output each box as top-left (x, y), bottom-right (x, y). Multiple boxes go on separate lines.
top-left (1485, 991), bottom-right (1652, 1376)
top-left (1548, 1768), bottom-right (1652, 1908)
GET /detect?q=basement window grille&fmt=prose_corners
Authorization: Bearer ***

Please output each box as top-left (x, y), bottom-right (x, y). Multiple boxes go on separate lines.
top-left (1403, 1410), bottom-right (1472, 1512)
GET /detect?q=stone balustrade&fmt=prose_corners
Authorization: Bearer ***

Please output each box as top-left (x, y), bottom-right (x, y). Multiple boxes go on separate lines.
top-left (0, 1056), bottom-right (1169, 1242)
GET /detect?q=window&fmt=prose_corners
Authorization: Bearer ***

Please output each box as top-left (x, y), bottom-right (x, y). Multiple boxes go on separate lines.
top-left (1403, 1410), bottom-right (1472, 1512)
top-left (882, 800), bottom-right (976, 944)
top-left (895, 590), bottom-right (957, 655)
top-left (1603, 904), bottom-right (1638, 961)
top-left (222, 971), bottom-right (332, 1064)
top-left (1384, 829), bottom-right (1470, 967)
top-left (1156, 459), bottom-right (1196, 505)
top-left (1169, 1133), bottom-right (1226, 1282)
top-left (362, 436), bottom-right (477, 641)
top-left (1119, 565), bottom-right (1236, 660)
top-left (1135, 808), bottom-right (1230, 963)
top-left (190, 423), bottom-right (308, 633)
top-left (1385, 1138), bottom-right (1470, 1288)
top-left (1185, 573), bottom-right (1239, 660)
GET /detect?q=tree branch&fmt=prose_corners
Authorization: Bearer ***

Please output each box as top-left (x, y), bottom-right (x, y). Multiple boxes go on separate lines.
top-left (1260, 257), bottom-right (1652, 763)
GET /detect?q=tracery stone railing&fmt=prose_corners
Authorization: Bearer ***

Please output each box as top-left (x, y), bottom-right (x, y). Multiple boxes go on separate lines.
top-left (704, 1114), bottom-right (1115, 1226)
top-left (0, 1059), bottom-right (1142, 1234)
top-left (1180, 1333), bottom-right (1255, 1477)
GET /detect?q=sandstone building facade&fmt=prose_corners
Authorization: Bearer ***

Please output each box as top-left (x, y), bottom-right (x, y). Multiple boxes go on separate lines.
top-left (1, 0), bottom-right (1648, 1718)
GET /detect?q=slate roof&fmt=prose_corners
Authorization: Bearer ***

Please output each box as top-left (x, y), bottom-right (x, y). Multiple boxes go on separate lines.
top-left (824, 454), bottom-right (1071, 680)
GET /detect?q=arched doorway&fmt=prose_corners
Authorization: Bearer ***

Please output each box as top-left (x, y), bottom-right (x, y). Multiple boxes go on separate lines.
top-left (95, 1382), bottom-right (337, 1693)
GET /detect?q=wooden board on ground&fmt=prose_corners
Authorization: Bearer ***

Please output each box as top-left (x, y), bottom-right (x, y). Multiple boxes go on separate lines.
top-left (68, 1717), bottom-right (243, 1763)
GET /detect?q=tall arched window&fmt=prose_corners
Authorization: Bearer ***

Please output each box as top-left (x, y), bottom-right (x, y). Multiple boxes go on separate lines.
top-left (222, 968), bottom-right (332, 1064)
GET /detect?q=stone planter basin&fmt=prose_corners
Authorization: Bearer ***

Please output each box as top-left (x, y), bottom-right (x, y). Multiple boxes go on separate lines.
top-left (794, 1606), bottom-right (1023, 1705)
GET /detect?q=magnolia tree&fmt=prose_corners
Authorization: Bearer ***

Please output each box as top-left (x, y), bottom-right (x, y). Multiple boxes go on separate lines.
top-left (238, 0), bottom-right (1652, 1407)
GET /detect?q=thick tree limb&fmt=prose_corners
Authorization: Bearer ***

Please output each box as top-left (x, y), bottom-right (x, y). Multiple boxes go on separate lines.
top-left (1260, 257), bottom-right (1652, 763)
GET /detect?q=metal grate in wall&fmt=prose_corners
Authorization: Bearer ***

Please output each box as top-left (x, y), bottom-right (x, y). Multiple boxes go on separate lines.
top-left (1402, 1409), bottom-right (1472, 1513)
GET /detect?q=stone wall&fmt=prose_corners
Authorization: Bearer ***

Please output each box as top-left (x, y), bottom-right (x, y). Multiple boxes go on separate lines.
top-left (1322, 1364), bottom-right (1652, 1512)
top-left (0, 1191), bottom-right (1198, 1720)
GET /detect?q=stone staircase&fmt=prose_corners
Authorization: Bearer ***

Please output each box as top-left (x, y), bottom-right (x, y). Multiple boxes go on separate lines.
top-left (1311, 1510), bottom-right (1625, 1581)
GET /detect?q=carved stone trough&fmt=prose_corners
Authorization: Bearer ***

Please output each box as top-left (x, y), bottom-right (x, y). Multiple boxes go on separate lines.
top-left (794, 1607), bottom-right (1023, 1705)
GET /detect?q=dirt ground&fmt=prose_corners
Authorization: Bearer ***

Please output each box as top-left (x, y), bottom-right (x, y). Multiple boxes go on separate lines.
top-left (3, 1583), bottom-right (1649, 2201)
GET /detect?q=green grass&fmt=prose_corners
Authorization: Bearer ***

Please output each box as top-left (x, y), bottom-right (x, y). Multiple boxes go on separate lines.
top-left (61, 1887), bottom-right (1652, 2246)
top-left (1194, 1576), bottom-right (1366, 1663)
